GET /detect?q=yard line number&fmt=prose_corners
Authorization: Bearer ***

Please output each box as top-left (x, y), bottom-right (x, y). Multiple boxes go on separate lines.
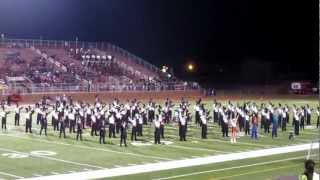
top-left (1, 150), bottom-right (57, 159)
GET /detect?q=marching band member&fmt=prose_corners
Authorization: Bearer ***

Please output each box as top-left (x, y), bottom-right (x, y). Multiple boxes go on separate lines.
top-left (25, 107), bottom-right (34, 133)
top-left (293, 107), bottom-right (300, 135)
top-left (59, 112), bottom-right (67, 138)
top-left (120, 119), bottom-right (128, 147)
top-left (68, 109), bottom-right (76, 133)
top-left (306, 105), bottom-right (312, 125)
top-left (200, 109), bottom-right (208, 139)
top-left (0, 105), bottom-right (9, 131)
top-left (108, 111), bottom-right (116, 138)
top-left (99, 119), bottom-right (106, 144)
top-left (221, 107), bottom-right (228, 137)
top-left (14, 104), bottom-right (22, 126)
top-left (76, 112), bottom-right (83, 141)
top-left (129, 114), bottom-right (137, 141)
top-left (39, 109), bottom-right (49, 136)
top-left (179, 110), bottom-right (187, 141)
top-left (52, 109), bottom-right (59, 131)
top-left (281, 107), bottom-right (287, 131)
top-left (154, 115), bottom-right (161, 144)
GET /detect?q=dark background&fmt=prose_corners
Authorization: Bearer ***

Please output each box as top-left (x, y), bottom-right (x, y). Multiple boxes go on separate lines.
top-left (0, 0), bottom-right (318, 86)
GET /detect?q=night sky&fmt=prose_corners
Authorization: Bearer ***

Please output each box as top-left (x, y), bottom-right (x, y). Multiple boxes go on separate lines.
top-left (0, 0), bottom-right (318, 86)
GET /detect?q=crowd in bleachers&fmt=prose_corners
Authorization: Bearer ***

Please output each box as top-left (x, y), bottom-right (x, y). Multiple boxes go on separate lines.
top-left (0, 43), bottom-right (192, 92)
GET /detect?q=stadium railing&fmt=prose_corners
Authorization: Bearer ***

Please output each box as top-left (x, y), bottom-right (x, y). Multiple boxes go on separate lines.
top-left (1, 82), bottom-right (200, 95)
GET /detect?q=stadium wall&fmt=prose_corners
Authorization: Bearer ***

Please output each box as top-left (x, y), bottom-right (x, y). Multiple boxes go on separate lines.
top-left (1, 89), bottom-right (317, 105)
top-left (0, 90), bottom-right (203, 104)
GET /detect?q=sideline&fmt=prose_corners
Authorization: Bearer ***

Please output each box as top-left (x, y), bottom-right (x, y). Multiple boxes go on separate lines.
top-left (23, 142), bottom-right (319, 180)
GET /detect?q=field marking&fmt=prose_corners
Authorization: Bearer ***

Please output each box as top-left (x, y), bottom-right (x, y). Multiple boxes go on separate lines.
top-left (23, 143), bottom-right (319, 180)
top-left (153, 155), bottom-right (310, 180)
top-left (32, 174), bottom-right (42, 177)
top-left (128, 164), bottom-right (137, 166)
top-left (167, 144), bottom-right (227, 153)
top-left (0, 133), bottom-right (172, 161)
top-left (164, 134), bottom-right (275, 148)
top-left (83, 169), bottom-right (92, 171)
top-left (0, 171), bottom-right (24, 179)
top-left (215, 164), bottom-right (300, 180)
top-left (193, 137), bottom-right (277, 148)
top-left (0, 147), bottom-right (104, 169)
top-left (114, 165), bottom-right (123, 168)
top-left (301, 131), bottom-right (319, 135)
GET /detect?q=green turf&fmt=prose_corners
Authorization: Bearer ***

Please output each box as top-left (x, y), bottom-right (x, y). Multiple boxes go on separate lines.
top-left (0, 99), bottom-right (318, 179)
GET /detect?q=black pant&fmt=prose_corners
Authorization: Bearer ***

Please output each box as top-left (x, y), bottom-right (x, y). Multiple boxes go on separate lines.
top-left (281, 118), bottom-right (286, 131)
top-left (201, 124), bottom-right (207, 139)
top-left (294, 120), bottom-right (299, 135)
top-left (59, 124), bottom-right (66, 138)
top-left (238, 117), bottom-right (244, 131)
top-left (1, 118), bottom-right (6, 130)
top-left (245, 121), bottom-right (250, 135)
top-left (154, 127), bottom-right (161, 144)
top-left (76, 128), bottom-right (82, 141)
top-left (91, 123), bottom-right (98, 136)
top-left (109, 124), bottom-right (116, 138)
top-left (317, 116), bottom-right (320, 128)
top-left (300, 118), bottom-right (304, 130)
top-left (25, 120), bottom-right (32, 133)
top-left (306, 114), bottom-right (311, 125)
top-left (40, 123), bottom-right (47, 136)
top-left (179, 125), bottom-right (186, 141)
top-left (260, 118), bottom-right (265, 129)
top-left (37, 114), bottom-right (41, 125)
top-left (53, 118), bottom-right (59, 131)
top-left (131, 126), bottom-right (137, 141)
top-left (116, 122), bottom-right (121, 134)
top-left (99, 129), bottom-right (106, 144)
top-left (69, 120), bottom-right (76, 133)
top-left (14, 114), bottom-right (20, 126)
top-left (160, 124), bottom-right (164, 138)
top-left (195, 112), bottom-right (200, 125)
top-left (81, 116), bottom-right (85, 129)
top-left (278, 117), bottom-right (282, 128)
top-left (120, 128), bottom-right (127, 146)
top-left (137, 124), bottom-right (143, 136)
top-left (222, 122), bottom-right (228, 137)
top-left (264, 120), bottom-right (270, 133)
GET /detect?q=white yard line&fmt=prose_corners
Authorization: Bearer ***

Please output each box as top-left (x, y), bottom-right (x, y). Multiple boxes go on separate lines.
top-left (301, 131), bottom-right (319, 135)
top-left (168, 144), bottom-right (227, 153)
top-left (0, 147), bottom-right (104, 169)
top-left (23, 142), bottom-right (319, 180)
top-left (153, 155), bottom-right (313, 180)
top-left (0, 133), bottom-right (172, 161)
top-left (215, 164), bottom-right (300, 180)
top-left (32, 174), bottom-right (42, 177)
top-left (195, 137), bottom-right (277, 148)
top-left (164, 134), bottom-right (275, 148)
top-left (0, 171), bottom-right (24, 179)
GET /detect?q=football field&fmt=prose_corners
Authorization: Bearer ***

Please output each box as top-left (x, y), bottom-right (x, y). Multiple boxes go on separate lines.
top-left (0, 99), bottom-right (318, 180)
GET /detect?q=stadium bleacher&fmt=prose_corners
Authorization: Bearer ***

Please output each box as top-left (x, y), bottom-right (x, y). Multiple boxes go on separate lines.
top-left (0, 38), bottom-right (195, 94)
